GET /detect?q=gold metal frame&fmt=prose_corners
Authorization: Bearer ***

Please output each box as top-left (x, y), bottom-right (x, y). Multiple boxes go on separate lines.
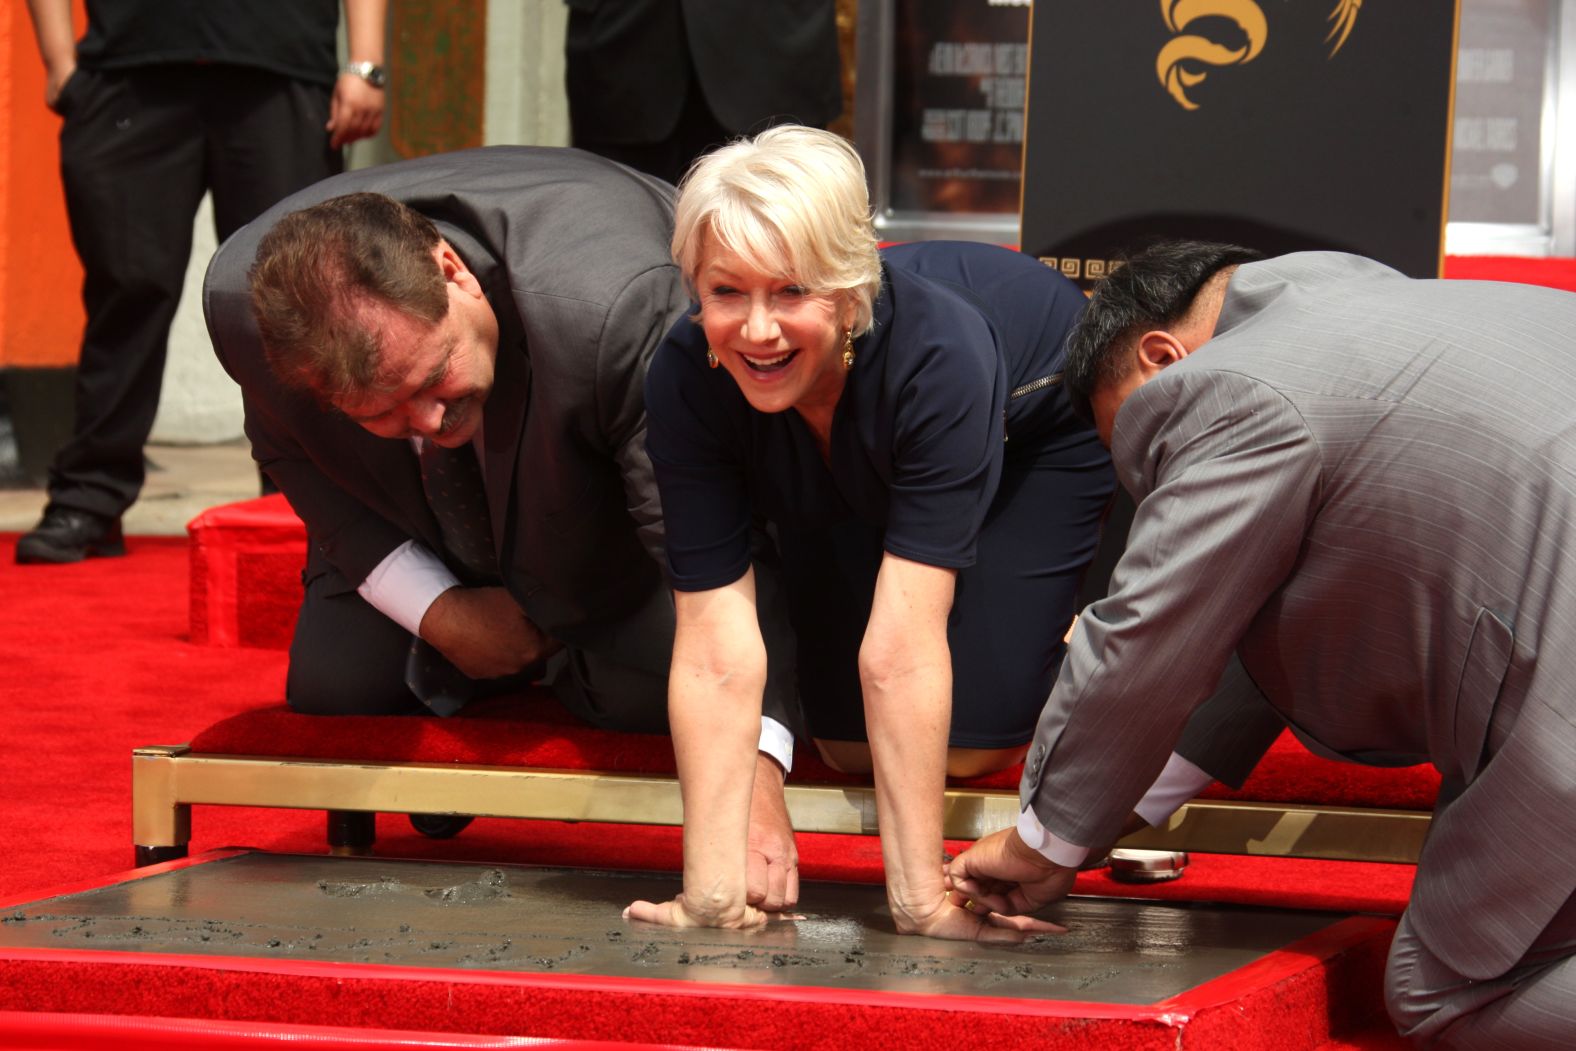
top-left (133, 744), bottom-right (1429, 866)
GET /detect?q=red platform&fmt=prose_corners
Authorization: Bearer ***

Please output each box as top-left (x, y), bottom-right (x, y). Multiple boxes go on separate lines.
top-left (187, 495), bottom-right (307, 649)
top-left (0, 850), bottom-right (1400, 1051)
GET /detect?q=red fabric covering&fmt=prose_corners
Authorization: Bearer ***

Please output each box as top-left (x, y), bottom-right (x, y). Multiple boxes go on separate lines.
top-left (0, 913), bottom-right (1394, 1050)
top-left (1442, 254), bottom-right (1576, 291)
top-left (0, 955), bottom-right (1315, 1051)
top-left (0, 1009), bottom-right (681, 1050)
top-left (186, 494), bottom-right (305, 649)
top-left (0, 535), bottom-right (290, 900)
top-left (192, 693), bottom-right (686, 776)
top-left (1199, 734), bottom-right (1439, 810)
top-left (1066, 852), bottom-right (1413, 915)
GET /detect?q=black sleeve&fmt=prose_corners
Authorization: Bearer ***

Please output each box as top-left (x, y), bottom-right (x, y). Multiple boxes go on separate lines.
top-left (644, 320), bottom-right (755, 592)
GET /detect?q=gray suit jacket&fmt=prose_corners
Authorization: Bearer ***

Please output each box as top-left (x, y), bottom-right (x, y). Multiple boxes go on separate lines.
top-left (203, 146), bottom-right (689, 649)
top-left (1022, 251), bottom-right (1576, 981)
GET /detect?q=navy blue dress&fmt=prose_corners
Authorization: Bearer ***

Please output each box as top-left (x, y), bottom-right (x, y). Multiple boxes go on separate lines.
top-left (645, 241), bottom-right (1114, 747)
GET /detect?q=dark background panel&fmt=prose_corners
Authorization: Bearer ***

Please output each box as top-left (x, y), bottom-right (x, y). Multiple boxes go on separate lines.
top-left (1022, 3), bottom-right (1459, 281)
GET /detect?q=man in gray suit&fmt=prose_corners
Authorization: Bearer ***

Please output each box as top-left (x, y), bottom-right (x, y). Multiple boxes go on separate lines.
top-left (204, 147), bottom-right (802, 905)
top-left (946, 242), bottom-right (1575, 1048)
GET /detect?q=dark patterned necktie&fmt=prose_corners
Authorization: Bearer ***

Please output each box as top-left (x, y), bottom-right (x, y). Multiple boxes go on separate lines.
top-left (406, 439), bottom-right (498, 716)
top-left (417, 439), bottom-right (498, 581)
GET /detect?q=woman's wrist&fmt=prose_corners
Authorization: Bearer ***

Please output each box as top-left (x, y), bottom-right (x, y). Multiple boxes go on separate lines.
top-left (888, 892), bottom-right (951, 934)
top-left (885, 871), bottom-right (950, 932)
top-left (680, 879), bottom-right (752, 925)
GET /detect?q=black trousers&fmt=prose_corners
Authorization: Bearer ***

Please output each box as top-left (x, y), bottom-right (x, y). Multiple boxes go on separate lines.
top-left (287, 543), bottom-right (805, 738)
top-left (49, 64), bottom-right (339, 518)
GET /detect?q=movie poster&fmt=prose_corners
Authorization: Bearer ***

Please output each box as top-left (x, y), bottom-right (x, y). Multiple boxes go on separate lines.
top-left (888, 0), bottom-right (1031, 216)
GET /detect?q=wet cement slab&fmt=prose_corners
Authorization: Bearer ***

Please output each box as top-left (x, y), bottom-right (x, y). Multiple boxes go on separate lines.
top-left (0, 852), bottom-right (1345, 1004)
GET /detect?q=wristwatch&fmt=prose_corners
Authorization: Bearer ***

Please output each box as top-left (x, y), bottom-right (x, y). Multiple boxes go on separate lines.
top-left (342, 61), bottom-right (388, 89)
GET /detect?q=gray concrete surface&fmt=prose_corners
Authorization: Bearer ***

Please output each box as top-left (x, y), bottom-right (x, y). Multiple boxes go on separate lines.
top-left (0, 852), bottom-right (1347, 1004)
top-left (0, 439), bottom-right (262, 536)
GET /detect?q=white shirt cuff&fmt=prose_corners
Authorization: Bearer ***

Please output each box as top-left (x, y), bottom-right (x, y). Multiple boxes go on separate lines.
top-left (1016, 751), bottom-right (1212, 868)
top-left (1133, 751), bottom-right (1214, 827)
top-left (356, 540), bottom-right (462, 637)
top-left (758, 716), bottom-right (795, 774)
top-left (360, 538), bottom-right (793, 770)
top-left (1015, 807), bottom-right (1091, 868)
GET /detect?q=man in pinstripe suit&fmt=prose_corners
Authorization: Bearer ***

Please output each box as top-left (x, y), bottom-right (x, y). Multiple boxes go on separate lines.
top-left (946, 242), bottom-right (1576, 1048)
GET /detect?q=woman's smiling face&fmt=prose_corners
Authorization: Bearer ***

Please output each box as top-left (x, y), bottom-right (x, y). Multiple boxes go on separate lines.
top-left (696, 231), bottom-right (850, 421)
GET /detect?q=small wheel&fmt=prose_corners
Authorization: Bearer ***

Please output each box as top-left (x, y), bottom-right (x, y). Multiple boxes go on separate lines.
top-left (409, 813), bottom-right (475, 839)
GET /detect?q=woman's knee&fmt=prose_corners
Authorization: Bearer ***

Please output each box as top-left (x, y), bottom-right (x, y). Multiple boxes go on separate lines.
top-left (945, 744), bottom-right (1029, 779)
top-left (814, 738), bottom-right (873, 774)
top-left (813, 740), bottom-right (1028, 779)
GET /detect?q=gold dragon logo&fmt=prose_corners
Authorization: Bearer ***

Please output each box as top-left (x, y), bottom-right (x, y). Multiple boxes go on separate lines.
top-left (1157, 0), bottom-right (1363, 110)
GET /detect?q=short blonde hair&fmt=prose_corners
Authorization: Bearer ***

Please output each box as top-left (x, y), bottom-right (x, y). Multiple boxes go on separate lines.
top-left (673, 125), bottom-right (883, 335)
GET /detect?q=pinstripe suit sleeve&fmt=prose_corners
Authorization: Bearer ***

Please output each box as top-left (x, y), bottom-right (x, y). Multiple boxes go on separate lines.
top-left (1019, 368), bottom-right (1321, 849)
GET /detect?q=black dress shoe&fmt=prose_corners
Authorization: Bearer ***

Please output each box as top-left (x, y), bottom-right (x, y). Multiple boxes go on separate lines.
top-left (15, 506), bottom-right (125, 564)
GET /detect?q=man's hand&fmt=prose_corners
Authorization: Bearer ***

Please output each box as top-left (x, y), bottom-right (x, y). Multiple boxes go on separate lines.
top-left (892, 887), bottom-right (1066, 945)
top-left (945, 827), bottom-right (1078, 917)
top-left (746, 752), bottom-right (799, 911)
top-left (418, 585), bottom-right (560, 680)
top-left (24, 0), bottom-right (78, 112)
top-left (327, 73), bottom-right (384, 148)
top-left (43, 62), bottom-right (75, 111)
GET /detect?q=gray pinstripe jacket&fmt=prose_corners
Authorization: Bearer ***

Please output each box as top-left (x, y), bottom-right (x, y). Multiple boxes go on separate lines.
top-left (1023, 251), bottom-right (1576, 981)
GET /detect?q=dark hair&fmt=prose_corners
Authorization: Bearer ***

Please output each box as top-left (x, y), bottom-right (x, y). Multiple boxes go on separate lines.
top-left (1064, 241), bottom-right (1263, 422)
top-left (248, 192), bottom-right (449, 399)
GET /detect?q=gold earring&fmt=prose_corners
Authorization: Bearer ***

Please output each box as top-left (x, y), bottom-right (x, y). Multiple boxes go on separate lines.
top-left (706, 348), bottom-right (719, 369)
top-left (841, 330), bottom-right (856, 370)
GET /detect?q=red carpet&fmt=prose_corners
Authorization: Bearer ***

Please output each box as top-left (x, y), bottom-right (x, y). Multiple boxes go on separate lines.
top-left (0, 1010), bottom-right (691, 1050)
top-left (0, 845), bottom-right (1399, 1051)
top-left (0, 532), bottom-right (1418, 1047)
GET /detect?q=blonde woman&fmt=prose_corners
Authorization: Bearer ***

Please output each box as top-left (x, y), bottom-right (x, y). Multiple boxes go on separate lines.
top-left (628, 126), bottom-right (1113, 940)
